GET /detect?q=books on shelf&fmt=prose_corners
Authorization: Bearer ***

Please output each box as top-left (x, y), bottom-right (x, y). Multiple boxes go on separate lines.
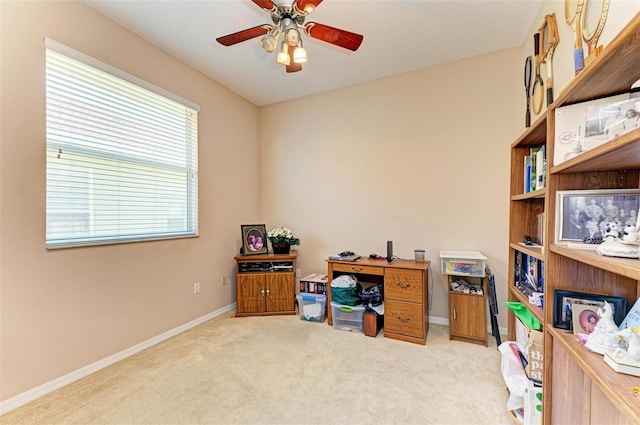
top-left (514, 250), bottom-right (544, 297)
top-left (603, 352), bottom-right (640, 377)
top-left (534, 212), bottom-right (544, 246)
top-left (619, 297), bottom-right (640, 332)
top-left (523, 146), bottom-right (546, 194)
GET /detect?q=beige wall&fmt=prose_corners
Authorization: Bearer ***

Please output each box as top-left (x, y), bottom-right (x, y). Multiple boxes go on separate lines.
top-left (258, 1), bottom-right (640, 323)
top-left (259, 47), bottom-right (521, 322)
top-left (1, 1), bottom-right (259, 400)
top-left (2, 0), bottom-right (639, 409)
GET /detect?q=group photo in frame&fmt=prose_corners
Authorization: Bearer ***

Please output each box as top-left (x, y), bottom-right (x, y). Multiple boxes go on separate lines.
top-left (240, 224), bottom-right (267, 255)
top-left (555, 189), bottom-right (640, 243)
top-left (552, 289), bottom-right (627, 331)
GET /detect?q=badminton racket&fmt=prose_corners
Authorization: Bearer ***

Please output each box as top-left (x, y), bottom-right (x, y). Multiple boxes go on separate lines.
top-left (565, 0), bottom-right (585, 75)
top-left (540, 13), bottom-right (559, 106)
top-left (581, 0), bottom-right (609, 67)
top-left (524, 56), bottom-right (532, 127)
top-left (531, 32), bottom-right (544, 115)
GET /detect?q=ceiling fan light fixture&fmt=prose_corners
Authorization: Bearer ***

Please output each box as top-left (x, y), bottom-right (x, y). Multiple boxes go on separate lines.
top-left (293, 43), bottom-right (307, 64)
top-left (285, 27), bottom-right (301, 46)
top-left (276, 41), bottom-right (290, 65)
top-left (260, 34), bottom-right (277, 53)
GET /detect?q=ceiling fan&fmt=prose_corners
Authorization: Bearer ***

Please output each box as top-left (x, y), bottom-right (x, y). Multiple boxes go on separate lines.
top-left (216, 0), bottom-right (364, 73)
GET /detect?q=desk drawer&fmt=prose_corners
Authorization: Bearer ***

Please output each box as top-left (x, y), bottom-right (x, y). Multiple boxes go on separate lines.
top-left (384, 299), bottom-right (424, 339)
top-left (384, 269), bottom-right (423, 303)
top-left (331, 263), bottom-right (384, 276)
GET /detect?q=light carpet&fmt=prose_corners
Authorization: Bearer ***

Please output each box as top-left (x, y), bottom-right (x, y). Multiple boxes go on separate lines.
top-left (2, 313), bottom-right (511, 424)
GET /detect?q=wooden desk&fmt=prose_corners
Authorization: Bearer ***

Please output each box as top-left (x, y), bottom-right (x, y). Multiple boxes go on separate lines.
top-left (327, 257), bottom-right (430, 345)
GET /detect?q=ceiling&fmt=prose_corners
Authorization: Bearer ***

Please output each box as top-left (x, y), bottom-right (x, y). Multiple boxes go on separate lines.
top-left (84, 0), bottom-right (543, 106)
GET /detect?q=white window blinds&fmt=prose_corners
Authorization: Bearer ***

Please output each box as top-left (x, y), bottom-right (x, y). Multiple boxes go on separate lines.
top-left (45, 40), bottom-right (199, 249)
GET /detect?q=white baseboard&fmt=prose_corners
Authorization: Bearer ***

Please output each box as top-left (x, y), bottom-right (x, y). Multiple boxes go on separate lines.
top-left (0, 303), bottom-right (236, 415)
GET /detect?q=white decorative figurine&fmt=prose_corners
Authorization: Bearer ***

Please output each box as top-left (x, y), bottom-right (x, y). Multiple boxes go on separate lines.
top-left (597, 223), bottom-right (640, 259)
top-left (611, 327), bottom-right (640, 367)
top-left (585, 301), bottom-right (622, 355)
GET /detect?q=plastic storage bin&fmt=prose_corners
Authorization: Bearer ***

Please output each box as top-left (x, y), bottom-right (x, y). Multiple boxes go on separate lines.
top-left (439, 250), bottom-right (487, 277)
top-left (296, 293), bottom-right (326, 322)
top-left (330, 301), bottom-right (365, 333)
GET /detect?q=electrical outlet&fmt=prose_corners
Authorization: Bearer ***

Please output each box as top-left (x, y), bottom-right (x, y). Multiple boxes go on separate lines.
top-left (193, 282), bottom-right (200, 294)
top-left (296, 268), bottom-right (301, 278)
top-left (222, 276), bottom-right (229, 286)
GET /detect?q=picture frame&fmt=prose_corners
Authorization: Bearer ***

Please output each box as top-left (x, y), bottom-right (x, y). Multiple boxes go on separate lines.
top-left (555, 189), bottom-right (640, 243)
top-left (240, 224), bottom-right (267, 255)
top-left (554, 91), bottom-right (640, 166)
top-left (571, 304), bottom-right (600, 335)
top-left (553, 289), bottom-right (627, 331)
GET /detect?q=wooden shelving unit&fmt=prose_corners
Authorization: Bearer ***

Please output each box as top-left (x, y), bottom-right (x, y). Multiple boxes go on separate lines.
top-left (507, 13), bottom-right (640, 424)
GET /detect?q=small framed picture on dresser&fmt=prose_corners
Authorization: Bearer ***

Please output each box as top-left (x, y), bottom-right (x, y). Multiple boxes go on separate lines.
top-left (241, 224), bottom-right (267, 255)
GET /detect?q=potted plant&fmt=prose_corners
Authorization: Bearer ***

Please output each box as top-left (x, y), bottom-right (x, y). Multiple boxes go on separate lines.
top-left (267, 226), bottom-right (300, 254)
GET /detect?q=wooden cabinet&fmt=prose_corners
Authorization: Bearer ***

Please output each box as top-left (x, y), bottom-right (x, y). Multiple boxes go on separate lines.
top-left (384, 268), bottom-right (427, 344)
top-left (326, 258), bottom-right (429, 344)
top-left (448, 275), bottom-right (487, 346)
top-left (234, 252), bottom-right (296, 317)
top-left (507, 14), bottom-right (640, 424)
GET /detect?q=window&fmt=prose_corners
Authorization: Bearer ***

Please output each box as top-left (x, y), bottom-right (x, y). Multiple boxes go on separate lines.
top-left (45, 39), bottom-right (199, 248)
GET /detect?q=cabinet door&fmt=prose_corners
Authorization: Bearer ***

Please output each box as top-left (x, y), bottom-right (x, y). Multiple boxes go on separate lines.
top-left (237, 274), bottom-right (266, 314)
top-left (449, 293), bottom-right (485, 339)
top-left (266, 273), bottom-right (294, 312)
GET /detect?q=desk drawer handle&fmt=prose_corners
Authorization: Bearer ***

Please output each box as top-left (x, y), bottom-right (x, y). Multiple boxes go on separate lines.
top-left (396, 315), bottom-right (410, 323)
top-left (351, 266), bottom-right (363, 272)
top-left (396, 282), bottom-right (410, 289)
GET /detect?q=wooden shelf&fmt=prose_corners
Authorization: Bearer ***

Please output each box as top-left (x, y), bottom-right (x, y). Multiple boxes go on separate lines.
top-left (550, 244), bottom-right (640, 281)
top-left (510, 243), bottom-right (545, 261)
top-left (550, 129), bottom-right (640, 174)
top-left (512, 188), bottom-right (547, 201)
top-left (508, 285), bottom-right (544, 324)
top-left (552, 14), bottom-right (640, 108)
top-left (507, 12), bottom-right (640, 424)
top-left (548, 327), bottom-right (640, 421)
top-left (512, 113), bottom-right (547, 148)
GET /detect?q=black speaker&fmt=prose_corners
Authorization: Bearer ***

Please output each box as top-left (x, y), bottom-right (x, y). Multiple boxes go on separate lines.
top-left (386, 241), bottom-right (393, 263)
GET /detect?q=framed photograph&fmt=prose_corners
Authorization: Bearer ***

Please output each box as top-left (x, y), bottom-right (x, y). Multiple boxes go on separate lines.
top-left (240, 224), bottom-right (267, 255)
top-left (553, 289), bottom-right (627, 331)
top-left (554, 92), bottom-right (640, 166)
top-left (571, 304), bottom-right (600, 335)
top-left (555, 189), bottom-right (640, 243)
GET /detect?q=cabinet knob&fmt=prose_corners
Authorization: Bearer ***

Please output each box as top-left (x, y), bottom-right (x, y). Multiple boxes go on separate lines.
top-left (396, 315), bottom-right (410, 323)
top-left (396, 282), bottom-right (410, 289)
top-left (261, 289), bottom-right (265, 294)
top-left (266, 289), bottom-right (270, 294)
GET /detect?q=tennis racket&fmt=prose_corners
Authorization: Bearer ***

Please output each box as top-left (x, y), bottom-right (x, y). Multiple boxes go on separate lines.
top-left (541, 14), bottom-right (559, 106)
top-left (565, 0), bottom-right (585, 75)
top-left (524, 56), bottom-right (532, 127)
top-left (531, 32), bottom-right (544, 115)
top-left (581, 0), bottom-right (609, 67)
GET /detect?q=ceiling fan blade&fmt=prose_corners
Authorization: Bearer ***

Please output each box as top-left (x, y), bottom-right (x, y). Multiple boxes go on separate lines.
top-left (294, 0), bottom-right (324, 14)
top-left (251, 0), bottom-right (277, 12)
top-left (304, 22), bottom-right (363, 51)
top-left (216, 25), bottom-right (272, 46)
top-left (286, 45), bottom-right (302, 73)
